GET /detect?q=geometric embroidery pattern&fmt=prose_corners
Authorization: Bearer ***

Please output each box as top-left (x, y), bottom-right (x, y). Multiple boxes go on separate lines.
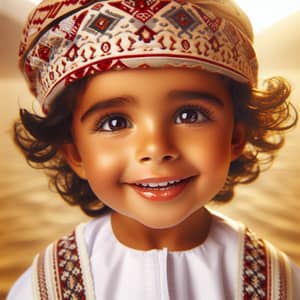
top-left (135, 25), bottom-right (157, 42)
top-left (34, 225), bottom-right (95, 300)
top-left (36, 44), bottom-right (52, 62)
top-left (242, 229), bottom-right (269, 299)
top-left (32, 223), bottom-right (292, 300)
top-left (109, 0), bottom-right (169, 23)
top-left (19, 0), bottom-right (94, 57)
top-left (55, 231), bottom-right (87, 300)
top-left (240, 228), bottom-right (292, 300)
top-left (163, 6), bottom-right (200, 33)
top-left (19, 0), bottom-right (259, 113)
top-left (88, 12), bottom-right (121, 34)
top-left (193, 5), bottom-right (222, 33)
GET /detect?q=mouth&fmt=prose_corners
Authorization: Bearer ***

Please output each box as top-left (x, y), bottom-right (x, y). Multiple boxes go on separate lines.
top-left (129, 177), bottom-right (194, 202)
top-left (134, 179), bottom-right (184, 189)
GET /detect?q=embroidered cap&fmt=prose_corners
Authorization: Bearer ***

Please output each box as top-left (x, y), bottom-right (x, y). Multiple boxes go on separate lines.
top-left (19, 0), bottom-right (258, 113)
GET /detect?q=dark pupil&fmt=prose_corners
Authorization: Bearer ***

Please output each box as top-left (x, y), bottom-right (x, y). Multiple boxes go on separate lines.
top-left (181, 110), bottom-right (197, 123)
top-left (109, 117), bottom-right (126, 129)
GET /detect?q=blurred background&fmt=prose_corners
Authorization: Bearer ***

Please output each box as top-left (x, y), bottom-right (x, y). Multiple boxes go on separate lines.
top-left (0, 0), bottom-right (300, 298)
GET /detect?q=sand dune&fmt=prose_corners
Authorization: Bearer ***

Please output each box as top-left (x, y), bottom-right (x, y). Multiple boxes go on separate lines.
top-left (255, 12), bottom-right (300, 70)
top-left (1, 7), bottom-right (300, 300)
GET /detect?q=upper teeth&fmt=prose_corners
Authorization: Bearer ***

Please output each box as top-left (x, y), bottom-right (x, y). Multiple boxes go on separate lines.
top-left (136, 179), bottom-right (182, 188)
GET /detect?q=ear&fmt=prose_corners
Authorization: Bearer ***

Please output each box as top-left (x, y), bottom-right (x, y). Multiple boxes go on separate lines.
top-left (231, 122), bottom-right (247, 161)
top-left (59, 143), bottom-right (87, 179)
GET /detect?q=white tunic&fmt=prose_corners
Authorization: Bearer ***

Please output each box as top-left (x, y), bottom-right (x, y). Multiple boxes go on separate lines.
top-left (7, 211), bottom-right (300, 299)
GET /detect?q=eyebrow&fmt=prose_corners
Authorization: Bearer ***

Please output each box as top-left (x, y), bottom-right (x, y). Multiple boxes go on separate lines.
top-left (80, 90), bottom-right (224, 122)
top-left (167, 90), bottom-right (224, 107)
top-left (80, 97), bottom-right (134, 122)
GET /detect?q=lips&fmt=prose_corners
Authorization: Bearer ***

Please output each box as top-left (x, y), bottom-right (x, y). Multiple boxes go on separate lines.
top-left (129, 177), bottom-right (192, 202)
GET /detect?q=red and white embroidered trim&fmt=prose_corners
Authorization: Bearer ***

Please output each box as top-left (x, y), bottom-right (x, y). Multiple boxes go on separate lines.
top-left (238, 228), bottom-right (293, 300)
top-left (33, 223), bottom-right (293, 299)
top-left (32, 224), bottom-right (95, 300)
top-left (19, 0), bottom-right (258, 113)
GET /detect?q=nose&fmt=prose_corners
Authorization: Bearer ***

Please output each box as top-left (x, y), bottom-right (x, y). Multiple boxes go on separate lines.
top-left (135, 127), bottom-right (180, 164)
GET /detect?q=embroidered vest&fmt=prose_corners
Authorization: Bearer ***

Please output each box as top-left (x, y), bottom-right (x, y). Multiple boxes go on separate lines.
top-left (32, 224), bottom-right (293, 299)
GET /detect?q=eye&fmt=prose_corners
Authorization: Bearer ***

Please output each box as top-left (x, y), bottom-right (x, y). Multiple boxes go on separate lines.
top-left (175, 107), bottom-right (210, 124)
top-left (95, 114), bottom-right (132, 132)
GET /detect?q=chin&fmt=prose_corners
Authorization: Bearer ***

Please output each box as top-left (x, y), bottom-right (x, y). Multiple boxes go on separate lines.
top-left (141, 221), bottom-right (179, 230)
top-left (136, 212), bottom-right (192, 230)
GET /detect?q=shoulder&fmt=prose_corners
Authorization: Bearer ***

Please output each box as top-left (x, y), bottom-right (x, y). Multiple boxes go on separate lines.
top-left (208, 209), bottom-right (244, 247)
top-left (6, 213), bottom-right (110, 300)
top-left (6, 267), bottom-right (33, 300)
top-left (82, 212), bottom-right (112, 254)
top-left (210, 210), bottom-right (300, 297)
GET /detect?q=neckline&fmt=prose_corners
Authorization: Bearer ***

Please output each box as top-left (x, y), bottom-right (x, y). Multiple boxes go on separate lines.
top-left (108, 213), bottom-right (217, 255)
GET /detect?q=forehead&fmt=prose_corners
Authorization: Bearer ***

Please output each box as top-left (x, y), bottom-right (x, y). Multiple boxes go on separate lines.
top-left (80, 68), bottom-right (231, 102)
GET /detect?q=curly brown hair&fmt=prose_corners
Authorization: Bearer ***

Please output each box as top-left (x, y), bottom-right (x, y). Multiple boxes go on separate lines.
top-left (13, 75), bottom-right (298, 217)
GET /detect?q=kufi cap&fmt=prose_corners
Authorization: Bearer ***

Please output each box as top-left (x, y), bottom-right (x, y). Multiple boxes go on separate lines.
top-left (19, 0), bottom-right (258, 113)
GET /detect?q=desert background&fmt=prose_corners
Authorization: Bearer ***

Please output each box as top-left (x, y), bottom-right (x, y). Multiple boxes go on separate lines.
top-left (0, 1), bottom-right (300, 299)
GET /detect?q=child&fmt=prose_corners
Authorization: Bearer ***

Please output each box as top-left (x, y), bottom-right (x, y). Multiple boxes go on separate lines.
top-left (8, 0), bottom-right (300, 299)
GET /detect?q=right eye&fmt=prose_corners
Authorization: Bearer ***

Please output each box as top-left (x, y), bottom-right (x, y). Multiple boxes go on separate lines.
top-left (95, 114), bottom-right (132, 132)
top-left (174, 106), bottom-right (210, 124)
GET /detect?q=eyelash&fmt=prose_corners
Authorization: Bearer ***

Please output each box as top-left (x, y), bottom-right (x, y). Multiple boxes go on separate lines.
top-left (174, 105), bottom-right (213, 124)
top-left (92, 113), bottom-right (132, 132)
top-left (91, 105), bottom-right (214, 133)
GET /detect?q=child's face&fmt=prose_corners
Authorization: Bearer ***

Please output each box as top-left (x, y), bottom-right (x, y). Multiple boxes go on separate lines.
top-left (64, 68), bottom-right (244, 229)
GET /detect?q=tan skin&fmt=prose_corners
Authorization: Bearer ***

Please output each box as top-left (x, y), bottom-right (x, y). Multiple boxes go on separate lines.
top-left (61, 68), bottom-right (246, 251)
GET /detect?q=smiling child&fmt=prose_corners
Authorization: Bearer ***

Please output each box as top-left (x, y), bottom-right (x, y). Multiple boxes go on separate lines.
top-left (7, 0), bottom-right (300, 299)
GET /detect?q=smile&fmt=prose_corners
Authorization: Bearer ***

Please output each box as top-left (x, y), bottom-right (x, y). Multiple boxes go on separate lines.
top-left (130, 177), bottom-right (193, 202)
top-left (134, 179), bottom-right (183, 189)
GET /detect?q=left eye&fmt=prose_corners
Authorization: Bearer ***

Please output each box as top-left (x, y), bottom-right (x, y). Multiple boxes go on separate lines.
top-left (175, 107), bottom-right (209, 124)
top-left (97, 115), bottom-right (132, 132)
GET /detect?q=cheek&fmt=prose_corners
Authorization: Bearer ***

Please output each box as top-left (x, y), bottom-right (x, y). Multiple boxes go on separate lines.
top-left (178, 125), bottom-right (233, 166)
top-left (78, 141), bottom-right (126, 195)
top-left (176, 124), bottom-right (233, 198)
top-left (185, 130), bottom-right (233, 198)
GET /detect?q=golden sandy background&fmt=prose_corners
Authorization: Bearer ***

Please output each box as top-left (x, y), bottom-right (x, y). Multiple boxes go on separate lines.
top-left (0, 4), bottom-right (299, 299)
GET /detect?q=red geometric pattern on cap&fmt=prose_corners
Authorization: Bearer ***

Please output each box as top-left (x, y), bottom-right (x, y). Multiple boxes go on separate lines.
top-left (109, 0), bottom-right (170, 23)
top-left (53, 9), bottom-right (89, 42)
top-left (193, 5), bottom-right (222, 33)
top-left (135, 25), bottom-right (157, 42)
top-left (89, 13), bottom-right (116, 33)
top-left (20, 0), bottom-right (258, 111)
top-left (37, 44), bottom-right (52, 62)
top-left (19, 0), bottom-right (94, 57)
top-left (162, 6), bottom-right (200, 32)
